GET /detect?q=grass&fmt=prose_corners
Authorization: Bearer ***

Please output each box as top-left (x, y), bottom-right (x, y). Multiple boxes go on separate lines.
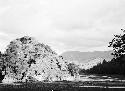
top-left (0, 81), bottom-right (125, 91)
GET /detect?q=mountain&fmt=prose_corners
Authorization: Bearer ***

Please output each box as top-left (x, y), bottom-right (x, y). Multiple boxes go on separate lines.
top-left (61, 51), bottom-right (113, 63)
top-left (2, 36), bottom-right (78, 83)
top-left (61, 51), bottom-right (114, 69)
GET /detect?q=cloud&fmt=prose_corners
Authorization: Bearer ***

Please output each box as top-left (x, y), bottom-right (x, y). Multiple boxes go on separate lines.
top-left (0, 0), bottom-right (125, 54)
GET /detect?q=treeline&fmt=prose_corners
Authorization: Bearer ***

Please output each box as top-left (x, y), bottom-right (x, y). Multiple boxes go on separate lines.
top-left (84, 56), bottom-right (125, 75)
top-left (80, 29), bottom-right (125, 76)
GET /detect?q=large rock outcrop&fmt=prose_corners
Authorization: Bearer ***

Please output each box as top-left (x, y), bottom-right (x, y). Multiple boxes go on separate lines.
top-left (2, 36), bottom-right (78, 83)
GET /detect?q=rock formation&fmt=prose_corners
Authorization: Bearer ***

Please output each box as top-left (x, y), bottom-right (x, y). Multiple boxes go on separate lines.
top-left (2, 36), bottom-right (78, 83)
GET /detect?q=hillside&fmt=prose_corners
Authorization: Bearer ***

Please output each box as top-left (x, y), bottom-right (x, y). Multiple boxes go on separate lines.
top-left (61, 51), bottom-right (114, 69)
top-left (61, 51), bottom-right (113, 63)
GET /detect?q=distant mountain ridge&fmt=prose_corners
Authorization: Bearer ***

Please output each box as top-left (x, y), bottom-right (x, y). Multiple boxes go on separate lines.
top-left (61, 50), bottom-right (114, 69)
top-left (61, 50), bottom-right (114, 64)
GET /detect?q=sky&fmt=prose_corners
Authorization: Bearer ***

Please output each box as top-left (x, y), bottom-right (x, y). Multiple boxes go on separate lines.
top-left (0, 0), bottom-right (125, 54)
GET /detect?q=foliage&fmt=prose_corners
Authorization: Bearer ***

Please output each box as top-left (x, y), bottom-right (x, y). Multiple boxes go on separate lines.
top-left (67, 62), bottom-right (80, 76)
top-left (109, 29), bottom-right (125, 58)
top-left (83, 29), bottom-right (125, 75)
top-left (3, 36), bottom-right (77, 82)
top-left (0, 52), bottom-right (6, 81)
top-left (4, 36), bottom-right (57, 80)
top-left (85, 58), bottom-right (125, 75)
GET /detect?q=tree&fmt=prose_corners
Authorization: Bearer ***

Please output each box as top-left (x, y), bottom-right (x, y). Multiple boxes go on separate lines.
top-left (0, 52), bottom-right (6, 81)
top-left (67, 62), bottom-right (79, 77)
top-left (83, 29), bottom-right (125, 75)
top-left (109, 29), bottom-right (125, 58)
top-left (5, 36), bottom-right (57, 80)
top-left (3, 36), bottom-right (76, 82)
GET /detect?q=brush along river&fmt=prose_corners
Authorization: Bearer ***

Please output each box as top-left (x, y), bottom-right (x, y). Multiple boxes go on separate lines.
top-left (0, 74), bottom-right (125, 91)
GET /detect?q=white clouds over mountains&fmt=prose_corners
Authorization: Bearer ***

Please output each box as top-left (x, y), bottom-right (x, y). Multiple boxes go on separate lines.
top-left (0, 0), bottom-right (125, 53)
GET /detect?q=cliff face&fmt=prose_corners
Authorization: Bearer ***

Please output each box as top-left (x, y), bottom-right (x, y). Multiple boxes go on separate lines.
top-left (2, 36), bottom-right (77, 83)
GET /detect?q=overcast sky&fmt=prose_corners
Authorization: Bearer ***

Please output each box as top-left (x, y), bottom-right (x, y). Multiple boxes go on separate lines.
top-left (0, 0), bottom-right (125, 54)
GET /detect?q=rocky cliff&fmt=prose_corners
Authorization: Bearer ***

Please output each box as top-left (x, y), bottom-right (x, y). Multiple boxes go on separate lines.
top-left (2, 36), bottom-right (78, 83)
